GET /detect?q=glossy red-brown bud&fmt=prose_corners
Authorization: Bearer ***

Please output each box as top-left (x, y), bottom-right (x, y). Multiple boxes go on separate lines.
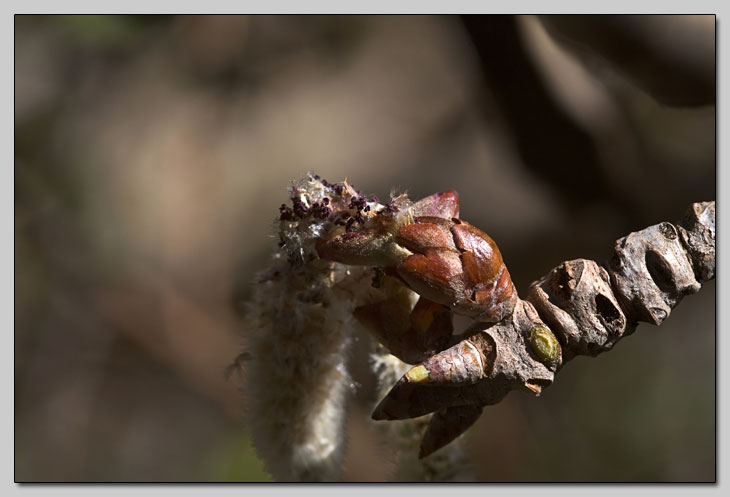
top-left (396, 218), bottom-right (517, 323)
top-left (315, 190), bottom-right (517, 323)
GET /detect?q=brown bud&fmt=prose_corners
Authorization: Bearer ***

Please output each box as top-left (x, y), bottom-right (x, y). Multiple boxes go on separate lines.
top-left (397, 249), bottom-right (466, 307)
top-left (316, 190), bottom-right (518, 324)
top-left (396, 218), bottom-right (517, 323)
top-left (452, 220), bottom-right (518, 322)
top-left (396, 217), bottom-right (458, 253)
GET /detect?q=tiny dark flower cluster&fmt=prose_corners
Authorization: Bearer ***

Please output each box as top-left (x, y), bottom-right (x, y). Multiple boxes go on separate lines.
top-left (279, 204), bottom-right (295, 221)
top-left (309, 200), bottom-right (332, 220)
top-left (292, 198), bottom-right (309, 218)
top-left (344, 196), bottom-right (369, 231)
top-left (279, 176), bottom-right (386, 237)
top-left (348, 195), bottom-right (368, 211)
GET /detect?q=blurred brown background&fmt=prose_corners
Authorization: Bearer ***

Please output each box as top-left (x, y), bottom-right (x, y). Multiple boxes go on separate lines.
top-left (15, 14), bottom-right (715, 482)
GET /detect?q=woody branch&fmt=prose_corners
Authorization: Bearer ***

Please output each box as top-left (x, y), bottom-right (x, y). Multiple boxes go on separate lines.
top-left (374, 200), bottom-right (715, 458)
top-left (241, 173), bottom-right (714, 480)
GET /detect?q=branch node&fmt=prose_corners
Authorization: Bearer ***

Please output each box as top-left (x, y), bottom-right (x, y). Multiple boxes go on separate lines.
top-left (527, 259), bottom-right (630, 360)
top-left (607, 222), bottom-right (700, 325)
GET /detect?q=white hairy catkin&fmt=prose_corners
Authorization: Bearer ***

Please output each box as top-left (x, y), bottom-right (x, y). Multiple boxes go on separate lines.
top-left (244, 256), bottom-right (370, 481)
top-left (242, 175), bottom-right (372, 481)
top-left (241, 173), bottom-right (471, 481)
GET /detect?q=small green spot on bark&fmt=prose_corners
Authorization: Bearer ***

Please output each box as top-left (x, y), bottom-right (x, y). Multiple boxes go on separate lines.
top-left (529, 326), bottom-right (560, 364)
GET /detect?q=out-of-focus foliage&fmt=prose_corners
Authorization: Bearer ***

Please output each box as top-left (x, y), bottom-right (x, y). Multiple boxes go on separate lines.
top-left (15, 14), bottom-right (714, 482)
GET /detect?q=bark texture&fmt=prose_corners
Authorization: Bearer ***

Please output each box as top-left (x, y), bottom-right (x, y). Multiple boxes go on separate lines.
top-left (376, 201), bottom-right (715, 458)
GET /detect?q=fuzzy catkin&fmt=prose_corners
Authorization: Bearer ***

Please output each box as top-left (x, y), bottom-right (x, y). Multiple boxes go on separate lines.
top-left (244, 255), bottom-right (369, 481)
top-left (243, 174), bottom-right (376, 482)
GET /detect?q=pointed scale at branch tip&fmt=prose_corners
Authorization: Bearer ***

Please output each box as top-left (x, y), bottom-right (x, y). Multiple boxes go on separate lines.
top-left (371, 339), bottom-right (491, 421)
top-left (418, 405), bottom-right (484, 459)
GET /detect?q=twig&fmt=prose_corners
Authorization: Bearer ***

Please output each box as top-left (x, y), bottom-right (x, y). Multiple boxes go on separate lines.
top-left (372, 201), bottom-right (715, 457)
top-left (240, 173), bottom-right (715, 480)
